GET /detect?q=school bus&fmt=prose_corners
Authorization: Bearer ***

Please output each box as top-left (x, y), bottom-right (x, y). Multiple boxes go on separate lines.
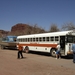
top-left (16, 30), bottom-right (75, 57)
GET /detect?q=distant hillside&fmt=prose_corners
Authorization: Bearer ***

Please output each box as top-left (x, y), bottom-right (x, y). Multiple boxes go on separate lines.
top-left (0, 30), bottom-right (10, 37)
top-left (11, 23), bottom-right (46, 36)
top-left (0, 23), bottom-right (46, 37)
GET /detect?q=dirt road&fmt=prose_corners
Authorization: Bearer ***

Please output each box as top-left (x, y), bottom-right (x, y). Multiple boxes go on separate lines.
top-left (0, 49), bottom-right (75, 75)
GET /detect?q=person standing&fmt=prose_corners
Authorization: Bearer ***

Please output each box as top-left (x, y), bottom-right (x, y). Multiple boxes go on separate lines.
top-left (17, 46), bottom-right (24, 59)
top-left (56, 43), bottom-right (61, 59)
top-left (72, 41), bottom-right (75, 63)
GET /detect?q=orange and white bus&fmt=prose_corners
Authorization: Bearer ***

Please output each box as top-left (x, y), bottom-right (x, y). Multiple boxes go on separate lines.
top-left (16, 30), bottom-right (75, 57)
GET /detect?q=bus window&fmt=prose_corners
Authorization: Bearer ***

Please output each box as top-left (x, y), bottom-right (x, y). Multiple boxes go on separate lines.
top-left (23, 38), bottom-right (26, 42)
top-left (39, 37), bottom-right (42, 41)
top-left (36, 38), bottom-right (38, 42)
top-left (28, 38), bottom-right (29, 42)
top-left (46, 37), bottom-right (49, 41)
top-left (18, 39), bottom-right (20, 42)
top-left (22, 38), bottom-right (24, 42)
top-left (9, 37), bottom-right (13, 41)
top-left (43, 37), bottom-right (45, 41)
top-left (28, 38), bottom-right (30, 42)
top-left (67, 36), bottom-right (75, 43)
top-left (26, 38), bottom-right (27, 42)
top-left (55, 36), bottom-right (59, 41)
top-left (33, 38), bottom-right (35, 42)
top-left (30, 38), bottom-right (32, 42)
top-left (21, 39), bottom-right (23, 42)
top-left (51, 37), bottom-right (54, 41)
top-left (66, 35), bottom-right (75, 43)
top-left (13, 38), bottom-right (16, 41)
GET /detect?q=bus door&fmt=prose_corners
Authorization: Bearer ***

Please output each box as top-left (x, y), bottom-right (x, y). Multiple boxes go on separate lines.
top-left (60, 36), bottom-right (65, 50)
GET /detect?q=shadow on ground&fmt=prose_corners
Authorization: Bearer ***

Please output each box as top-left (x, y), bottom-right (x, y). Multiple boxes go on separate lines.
top-left (28, 51), bottom-right (73, 59)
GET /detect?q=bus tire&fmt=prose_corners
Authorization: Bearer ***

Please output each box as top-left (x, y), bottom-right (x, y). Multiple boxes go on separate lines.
top-left (24, 46), bottom-right (29, 53)
top-left (1, 45), bottom-right (5, 49)
top-left (50, 48), bottom-right (56, 57)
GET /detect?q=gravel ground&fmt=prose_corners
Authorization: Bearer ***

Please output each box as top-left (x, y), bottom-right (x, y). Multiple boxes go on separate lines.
top-left (0, 48), bottom-right (75, 75)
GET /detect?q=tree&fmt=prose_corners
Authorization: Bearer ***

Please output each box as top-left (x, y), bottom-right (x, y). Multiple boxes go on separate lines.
top-left (30, 24), bottom-right (46, 34)
top-left (49, 24), bottom-right (60, 32)
top-left (62, 22), bottom-right (75, 31)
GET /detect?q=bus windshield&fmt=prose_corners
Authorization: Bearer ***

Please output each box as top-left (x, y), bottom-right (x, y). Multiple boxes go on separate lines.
top-left (2, 36), bottom-right (17, 42)
top-left (67, 35), bottom-right (75, 43)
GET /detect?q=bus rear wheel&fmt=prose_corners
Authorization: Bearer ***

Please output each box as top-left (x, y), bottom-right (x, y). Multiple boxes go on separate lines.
top-left (24, 46), bottom-right (29, 53)
top-left (50, 49), bottom-right (56, 57)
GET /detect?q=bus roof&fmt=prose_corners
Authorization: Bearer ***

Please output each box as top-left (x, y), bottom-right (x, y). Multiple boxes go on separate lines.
top-left (17, 30), bottom-right (75, 38)
top-left (3, 36), bottom-right (17, 38)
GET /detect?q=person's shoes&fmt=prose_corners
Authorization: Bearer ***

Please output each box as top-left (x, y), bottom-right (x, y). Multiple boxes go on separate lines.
top-left (59, 57), bottom-right (61, 59)
top-left (56, 58), bottom-right (57, 59)
top-left (21, 57), bottom-right (24, 59)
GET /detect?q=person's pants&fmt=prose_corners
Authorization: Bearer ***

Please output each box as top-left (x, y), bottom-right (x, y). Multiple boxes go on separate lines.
top-left (18, 51), bottom-right (23, 58)
top-left (73, 52), bottom-right (75, 63)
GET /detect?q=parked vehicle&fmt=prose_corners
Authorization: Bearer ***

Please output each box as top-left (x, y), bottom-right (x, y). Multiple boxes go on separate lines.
top-left (0, 36), bottom-right (17, 49)
top-left (16, 30), bottom-right (75, 57)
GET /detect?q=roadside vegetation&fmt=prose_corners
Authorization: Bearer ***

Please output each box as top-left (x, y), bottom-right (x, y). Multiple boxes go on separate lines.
top-left (0, 22), bottom-right (75, 37)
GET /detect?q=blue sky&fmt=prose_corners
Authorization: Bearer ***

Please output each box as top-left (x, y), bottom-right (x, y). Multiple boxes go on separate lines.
top-left (0, 0), bottom-right (75, 31)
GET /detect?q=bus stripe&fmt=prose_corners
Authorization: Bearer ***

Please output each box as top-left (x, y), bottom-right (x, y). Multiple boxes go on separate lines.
top-left (18, 43), bottom-right (57, 47)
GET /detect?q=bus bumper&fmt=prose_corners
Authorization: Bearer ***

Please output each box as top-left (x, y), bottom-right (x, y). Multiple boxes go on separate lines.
top-left (67, 51), bottom-right (73, 55)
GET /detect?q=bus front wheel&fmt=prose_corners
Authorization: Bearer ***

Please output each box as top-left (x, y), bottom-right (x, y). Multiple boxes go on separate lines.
top-left (50, 49), bottom-right (56, 57)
